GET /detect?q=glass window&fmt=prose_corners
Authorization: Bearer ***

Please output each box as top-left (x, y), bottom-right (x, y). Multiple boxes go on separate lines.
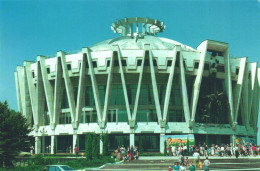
top-left (116, 85), bottom-right (125, 105)
top-left (99, 85), bottom-right (106, 106)
top-left (136, 109), bottom-right (148, 122)
top-left (167, 109), bottom-right (185, 122)
top-left (110, 85), bottom-right (117, 105)
top-left (139, 85), bottom-right (148, 105)
top-left (158, 84), bottom-right (166, 105)
top-left (73, 87), bottom-right (78, 104)
top-left (44, 112), bottom-right (50, 125)
top-left (108, 110), bottom-right (116, 122)
top-left (136, 109), bottom-right (157, 122)
top-left (59, 112), bottom-right (71, 124)
top-left (118, 110), bottom-right (128, 122)
top-left (60, 166), bottom-right (74, 170)
top-left (108, 134), bottom-right (129, 151)
top-left (85, 86), bottom-right (95, 107)
top-left (61, 89), bottom-right (69, 109)
top-left (135, 134), bottom-right (159, 152)
top-left (126, 84), bottom-right (137, 105)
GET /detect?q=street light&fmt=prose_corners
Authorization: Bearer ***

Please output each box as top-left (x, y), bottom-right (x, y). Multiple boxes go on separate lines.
top-left (40, 127), bottom-right (47, 156)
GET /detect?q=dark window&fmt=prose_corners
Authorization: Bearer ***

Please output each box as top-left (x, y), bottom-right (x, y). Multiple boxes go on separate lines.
top-left (144, 51), bottom-right (149, 66)
top-left (92, 61), bottom-right (97, 68)
top-left (114, 60), bottom-right (119, 66)
top-left (217, 65), bottom-right (225, 72)
top-left (67, 64), bottom-right (71, 70)
top-left (167, 60), bottom-right (172, 66)
top-left (86, 61), bottom-right (89, 68)
top-left (107, 60), bottom-right (110, 67)
top-left (175, 61), bottom-right (179, 67)
top-left (32, 71), bottom-right (35, 78)
top-left (137, 59), bottom-right (142, 66)
top-left (236, 68), bottom-right (239, 75)
top-left (144, 59), bottom-right (149, 66)
top-left (183, 60), bottom-right (186, 68)
top-left (248, 73), bottom-right (251, 79)
top-left (113, 51), bottom-right (118, 57)
top-left (46, 68), bottom-right (50, 74)
top-left (194, 62), bottom-right (199, 69)
top-left (121, 59), bottom-right (127, 66)
top-left (204, 63), bottom-right (210, 70)
top-left (207, 50), bottom-right (223, 57)
top-left (153, 60), bottom-right (157, 66)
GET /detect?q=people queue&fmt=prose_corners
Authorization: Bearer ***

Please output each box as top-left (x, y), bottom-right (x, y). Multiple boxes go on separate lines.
top-left (168, 143), bottom-right (259, 158)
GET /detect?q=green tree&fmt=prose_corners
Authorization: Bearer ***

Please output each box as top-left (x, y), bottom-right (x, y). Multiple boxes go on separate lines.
top-left (0, 101), bottom-right (32, 168)
top-left (92, 134), bottom-right (99, 159)
top-left (103, 133), bottom-right (109, 156)
top-left (85, 133), bottom-right (92, 160)
top-left (186, 136), bottom-right (189, 156)
top-left (164, 140), bottom-right (167, 156)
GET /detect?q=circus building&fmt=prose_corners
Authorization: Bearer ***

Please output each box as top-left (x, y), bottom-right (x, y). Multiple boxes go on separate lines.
top-left (15, 17), bottom-right (260, 154)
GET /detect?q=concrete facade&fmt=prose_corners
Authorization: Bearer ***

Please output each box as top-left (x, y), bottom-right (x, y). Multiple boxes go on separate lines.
top-left (15, 18), bottom-right (260, 154)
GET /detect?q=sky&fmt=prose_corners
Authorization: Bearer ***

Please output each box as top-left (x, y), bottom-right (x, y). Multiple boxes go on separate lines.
top-left (0, 0), bottom-right (260, 135)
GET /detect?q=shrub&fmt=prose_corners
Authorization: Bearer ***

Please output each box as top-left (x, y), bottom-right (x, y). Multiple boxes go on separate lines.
top-left (85, 133), bottom-right (92, 160)
top-left (92, 134), bottom-right (99, 159)
top-left (103, 133), bottom-right (109, 156)
top-left (164, 140), bottom-right (167, 156)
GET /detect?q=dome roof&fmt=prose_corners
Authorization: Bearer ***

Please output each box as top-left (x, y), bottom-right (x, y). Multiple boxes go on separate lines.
top-left (89, 17), bottom-right (196, 52)
top-left (90, 35), bottom-right (196, 51)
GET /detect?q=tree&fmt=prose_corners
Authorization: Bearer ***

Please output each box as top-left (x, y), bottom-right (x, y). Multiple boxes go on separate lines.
top-left (103, 132), bottom-right (109, 156)
top-left (92, 134), bottom-right (99, 159)
top-left (164, 140), bottom-right (167, 156)
top-left (0, 101), bottom-right (32, 168)
top-left (85, 133), bottom-right (92, 160)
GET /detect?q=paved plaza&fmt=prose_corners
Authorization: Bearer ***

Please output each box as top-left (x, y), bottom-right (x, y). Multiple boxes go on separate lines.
top-left (85, 156), bottom-right (260, 171)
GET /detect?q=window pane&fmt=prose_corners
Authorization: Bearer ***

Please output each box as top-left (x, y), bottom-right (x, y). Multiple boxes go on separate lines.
top-left (118, 110), bottom-right (128, 122)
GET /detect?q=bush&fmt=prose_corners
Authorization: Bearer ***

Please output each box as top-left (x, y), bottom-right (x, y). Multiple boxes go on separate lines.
top-left (103, 133), bottom-right (109, 156)
top-left (85, 133), bottom-right (92, 160)
top-left (92, 134), bottom-right (99, 159)
top-left (164, 140), bottom-right (167, 156)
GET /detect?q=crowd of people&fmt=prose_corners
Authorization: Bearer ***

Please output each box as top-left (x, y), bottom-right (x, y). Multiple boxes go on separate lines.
top-left (167, 156), bottom-right (210, 171)
top-left (113, 145), bottom-right (139, 161)
top-left (167, 142), bottom-right (259, 158)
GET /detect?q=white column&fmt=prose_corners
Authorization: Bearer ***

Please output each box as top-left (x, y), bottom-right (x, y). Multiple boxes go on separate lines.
top-left (100, 138), bottom-right (103, 155)
top-left (51, 135), bottom-right (55, 154)
top-left (35, 136), bottom-right (41, 154)
top-left (130, 134), bottom-right (135, 147)
top-left (160, 133), bottom-right (165, 154)
top-left (73, 134), bottom-right (78, 154)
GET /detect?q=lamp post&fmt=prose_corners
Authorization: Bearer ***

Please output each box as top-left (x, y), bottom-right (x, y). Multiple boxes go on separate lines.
top-left (40, 127), bottom-right (47, 156)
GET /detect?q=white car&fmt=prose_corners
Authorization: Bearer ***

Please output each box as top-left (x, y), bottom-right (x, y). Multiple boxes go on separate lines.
top-left (41, 165), bottom-right (77, 171)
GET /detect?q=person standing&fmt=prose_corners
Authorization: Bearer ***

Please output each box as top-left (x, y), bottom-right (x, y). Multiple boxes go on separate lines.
top-left (173, 162), bottom-right (180, 171)
top-left (189, 162), bottom-right (195, 171)
top-left (203, 157), bottom-right (210, 171)
top-left (74, 145), bottom-right (79, 158)
top-left (193, 151), bottom-right (200, 169)
top-left (235, 145), bottom-right (239, 159)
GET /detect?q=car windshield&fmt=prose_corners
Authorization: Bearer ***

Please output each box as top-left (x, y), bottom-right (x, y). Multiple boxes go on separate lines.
top-left (60, 166), bottom-right (75, 170)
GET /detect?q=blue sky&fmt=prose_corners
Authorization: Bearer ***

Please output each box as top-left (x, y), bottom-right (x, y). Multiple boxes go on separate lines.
top-left (0, 0), bottom-right (259, 117)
